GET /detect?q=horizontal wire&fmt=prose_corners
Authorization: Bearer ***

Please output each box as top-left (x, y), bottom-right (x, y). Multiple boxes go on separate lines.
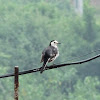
top-left (0, 53), bottom-right (100, 79)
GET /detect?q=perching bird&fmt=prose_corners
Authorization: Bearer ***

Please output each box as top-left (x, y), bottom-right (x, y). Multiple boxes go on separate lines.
top-left (40, 40), bottom-right (60, 73)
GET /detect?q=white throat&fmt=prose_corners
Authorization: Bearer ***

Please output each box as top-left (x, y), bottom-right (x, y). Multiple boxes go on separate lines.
top-left (51, 44), bottom-right (58, 48)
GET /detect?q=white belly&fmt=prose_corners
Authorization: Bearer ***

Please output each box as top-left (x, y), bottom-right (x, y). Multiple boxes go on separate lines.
top-left (52, 50), bottom-right (59, 62)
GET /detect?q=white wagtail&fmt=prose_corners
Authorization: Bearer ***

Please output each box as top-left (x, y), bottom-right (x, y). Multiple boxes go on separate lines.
top-left (40, 40), bottom-right (60, 73)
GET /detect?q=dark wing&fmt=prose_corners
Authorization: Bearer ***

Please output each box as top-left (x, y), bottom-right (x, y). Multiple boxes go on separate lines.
top-left (40, 46), bottom-right (58, 63)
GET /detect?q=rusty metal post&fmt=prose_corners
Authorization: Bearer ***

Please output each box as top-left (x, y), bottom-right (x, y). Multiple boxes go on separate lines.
top-left (14, 66), bottom-right (19, 100)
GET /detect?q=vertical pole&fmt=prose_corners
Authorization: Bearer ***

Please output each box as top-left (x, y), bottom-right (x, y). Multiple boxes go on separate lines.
top-left (14, 66), bottom-right (19, 100)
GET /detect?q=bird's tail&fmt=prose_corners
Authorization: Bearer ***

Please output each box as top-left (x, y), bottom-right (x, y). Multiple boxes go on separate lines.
top-left (40, 58), bottom-right (50, 74)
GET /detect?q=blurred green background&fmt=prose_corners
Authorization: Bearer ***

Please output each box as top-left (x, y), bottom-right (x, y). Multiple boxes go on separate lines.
top-left (0, 0), bottom-right (100, 100)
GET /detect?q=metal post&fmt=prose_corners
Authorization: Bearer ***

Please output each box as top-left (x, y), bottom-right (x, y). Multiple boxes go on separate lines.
top-left (14, 66), bottom-right (19, 100)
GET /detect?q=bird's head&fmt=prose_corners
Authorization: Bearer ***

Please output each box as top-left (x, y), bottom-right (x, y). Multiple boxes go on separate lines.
top-left (49, 40), bottom-right (61, 48)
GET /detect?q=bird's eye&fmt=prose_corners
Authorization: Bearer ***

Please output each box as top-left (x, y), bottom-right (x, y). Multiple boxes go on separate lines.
top-left (54, 42), bottom-right (55, 43)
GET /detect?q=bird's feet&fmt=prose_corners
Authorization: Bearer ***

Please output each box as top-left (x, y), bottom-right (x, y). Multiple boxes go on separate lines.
top-left (40, 67), bottom-right (45, 74)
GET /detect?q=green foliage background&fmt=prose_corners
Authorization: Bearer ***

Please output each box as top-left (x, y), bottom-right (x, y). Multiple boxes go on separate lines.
top-left (0, 0), bottom-right (100, 100)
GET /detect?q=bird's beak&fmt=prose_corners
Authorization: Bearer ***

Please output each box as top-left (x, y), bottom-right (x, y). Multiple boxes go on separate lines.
top-left (57, 42), bottom-right (61, 44)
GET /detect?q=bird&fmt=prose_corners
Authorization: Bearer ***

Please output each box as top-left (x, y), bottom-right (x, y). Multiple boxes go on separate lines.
top-left (40, 40), bottom-right (60, 73)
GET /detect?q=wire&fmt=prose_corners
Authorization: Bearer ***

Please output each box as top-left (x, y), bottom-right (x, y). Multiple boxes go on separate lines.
top-left (0, 53), bottom-right (100, 78)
